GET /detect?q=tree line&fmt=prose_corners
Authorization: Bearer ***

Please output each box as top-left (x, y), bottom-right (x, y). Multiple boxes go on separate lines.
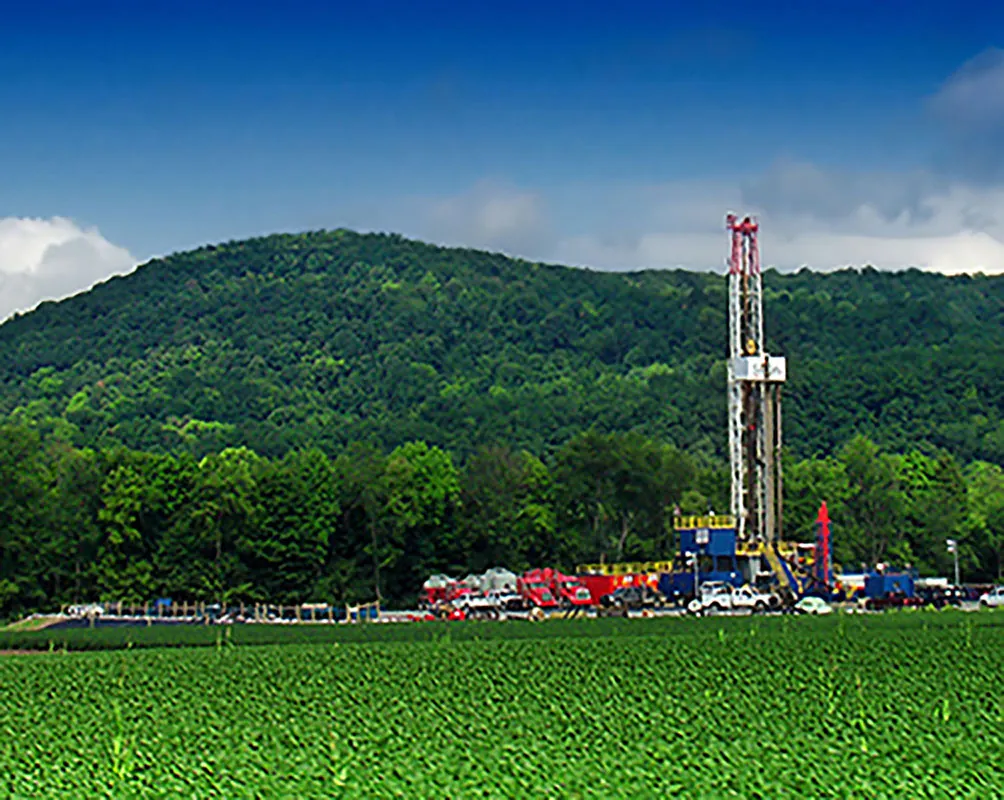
top-left (1, 424), bottom-right (1000, 619)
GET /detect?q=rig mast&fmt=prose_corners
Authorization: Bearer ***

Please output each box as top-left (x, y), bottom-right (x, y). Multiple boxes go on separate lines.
top-left (726, 214), bottom-right (786, 544)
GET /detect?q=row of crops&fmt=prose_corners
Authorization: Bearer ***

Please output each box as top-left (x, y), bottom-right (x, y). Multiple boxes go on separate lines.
top-left (2, 613), bottom-right (1002, 797)
top-left (2, 606), bottom-right (998, 653)
top-left (2, 614), bottom-right (759, 651)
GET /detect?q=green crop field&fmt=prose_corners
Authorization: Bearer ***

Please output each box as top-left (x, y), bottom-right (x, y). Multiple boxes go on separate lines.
top-left (2, 614), bottom-right (1002, 798)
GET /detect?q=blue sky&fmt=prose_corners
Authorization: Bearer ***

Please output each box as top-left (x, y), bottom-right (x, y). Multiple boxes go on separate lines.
top-left (2, 0), bottom-right (1004, 317)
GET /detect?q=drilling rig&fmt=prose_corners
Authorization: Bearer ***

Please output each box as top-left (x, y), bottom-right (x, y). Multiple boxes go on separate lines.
top-left (725, 213), bottom-right (786, 545)
top-left (669, 214), bottom-right (803, 603)
top-left (666, 214), bottom-right (839, 605)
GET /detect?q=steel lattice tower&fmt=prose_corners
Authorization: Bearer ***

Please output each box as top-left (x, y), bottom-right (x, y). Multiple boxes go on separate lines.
top-left (726, 214), bottom-right (786, 543)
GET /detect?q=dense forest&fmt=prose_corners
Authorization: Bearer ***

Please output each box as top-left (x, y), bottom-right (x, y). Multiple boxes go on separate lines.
top-left (0, 229), bottom-right (1001, 617)
top-left (1, 424), bottom-right (1000, 618)
top-left (0, 229), bottom-right (1001, 464)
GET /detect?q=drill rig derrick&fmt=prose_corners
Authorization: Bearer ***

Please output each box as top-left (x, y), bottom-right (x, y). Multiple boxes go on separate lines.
top-left (726, 214), bottom-right (786, 547)
top-left (667, 213), bottom-right (794, 603)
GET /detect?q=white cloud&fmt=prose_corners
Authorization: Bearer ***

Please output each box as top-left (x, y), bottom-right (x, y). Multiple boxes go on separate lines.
top-left (0, 217), bottom-right (136, 321)
top-left (928, 47), bottom-right (1004, 132)
top-left (418, 179), bottom-right (553, 256)
top-left (927, 47), bottom-right (1004, 183)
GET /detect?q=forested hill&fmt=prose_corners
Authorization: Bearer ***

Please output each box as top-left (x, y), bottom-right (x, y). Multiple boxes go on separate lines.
top-left (1, 229), bottom-right (1002, 464)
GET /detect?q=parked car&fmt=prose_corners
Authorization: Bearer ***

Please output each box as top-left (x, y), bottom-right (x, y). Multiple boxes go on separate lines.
top-left (794, 596), bottom-right (833, 616)
top-left (599, 585), bottom-right (666, 612)
top-left (917, 586), bottom-right (965, 609)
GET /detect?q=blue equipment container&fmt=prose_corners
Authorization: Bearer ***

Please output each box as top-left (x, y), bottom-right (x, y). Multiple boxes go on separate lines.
top-left (662, 518), bottom-right (743, 601)
top-left (864, 572), bottom-right (915, 599)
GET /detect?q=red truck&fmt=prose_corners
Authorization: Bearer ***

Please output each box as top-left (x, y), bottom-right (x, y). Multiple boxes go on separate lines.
top-left (420, 575), bottom-right (475, 610)
top-left (525, 568), bottom-right (593, 608)
top-left (517, 570), bottom-right (559, 609)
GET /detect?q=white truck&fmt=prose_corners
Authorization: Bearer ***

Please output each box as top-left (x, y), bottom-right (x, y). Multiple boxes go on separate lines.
top-left (979, 586), bottom-right (1004, 609)
top-left (688, 582), bottom-right (775, 615)
top-left (456, 590), bottom-right (524, 619)
top-left (66, 603), bottom-right (104, 618)
top-left (485, 590), bottom-right (526, 612)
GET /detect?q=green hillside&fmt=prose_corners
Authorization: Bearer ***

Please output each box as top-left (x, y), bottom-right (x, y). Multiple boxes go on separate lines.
top-left (1, 229), bottom-right (1002, 464)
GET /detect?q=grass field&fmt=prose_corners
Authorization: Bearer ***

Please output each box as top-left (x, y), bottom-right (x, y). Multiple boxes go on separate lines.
top-left (2, 613), bottom-right (1002, 798)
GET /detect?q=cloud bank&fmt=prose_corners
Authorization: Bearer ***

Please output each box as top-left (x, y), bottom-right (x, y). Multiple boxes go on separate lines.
top-left (409, 167), bottom-right (1004, 275)
top-left (599, 168), bottom-right (1004, 274)
top-left (403, 48), bottom-right (1004, 275)
top-left (0, 217), bottom-right (136, 321)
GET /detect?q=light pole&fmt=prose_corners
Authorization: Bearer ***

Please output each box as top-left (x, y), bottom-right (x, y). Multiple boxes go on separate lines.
top-left (685, 551), bottom-right (699, 600)
top-left (946, 539), bottom-right (960, 587)
top-left (695, 527), bottom-right (709, 596)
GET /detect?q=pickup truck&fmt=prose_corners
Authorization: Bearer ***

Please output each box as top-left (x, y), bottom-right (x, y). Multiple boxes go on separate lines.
top-left (455, 589), bottom-right (527, 619)
top-left (979, 586), bottom-right (1004, 608)
top-left (66, 604), bottom-right (104, 618)
top-left (455, 594), bottom-right (503, 620)
top-left (484, 590), bottom-right (526, 612)
top-left (688, 582), bottom-right (775, 615)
